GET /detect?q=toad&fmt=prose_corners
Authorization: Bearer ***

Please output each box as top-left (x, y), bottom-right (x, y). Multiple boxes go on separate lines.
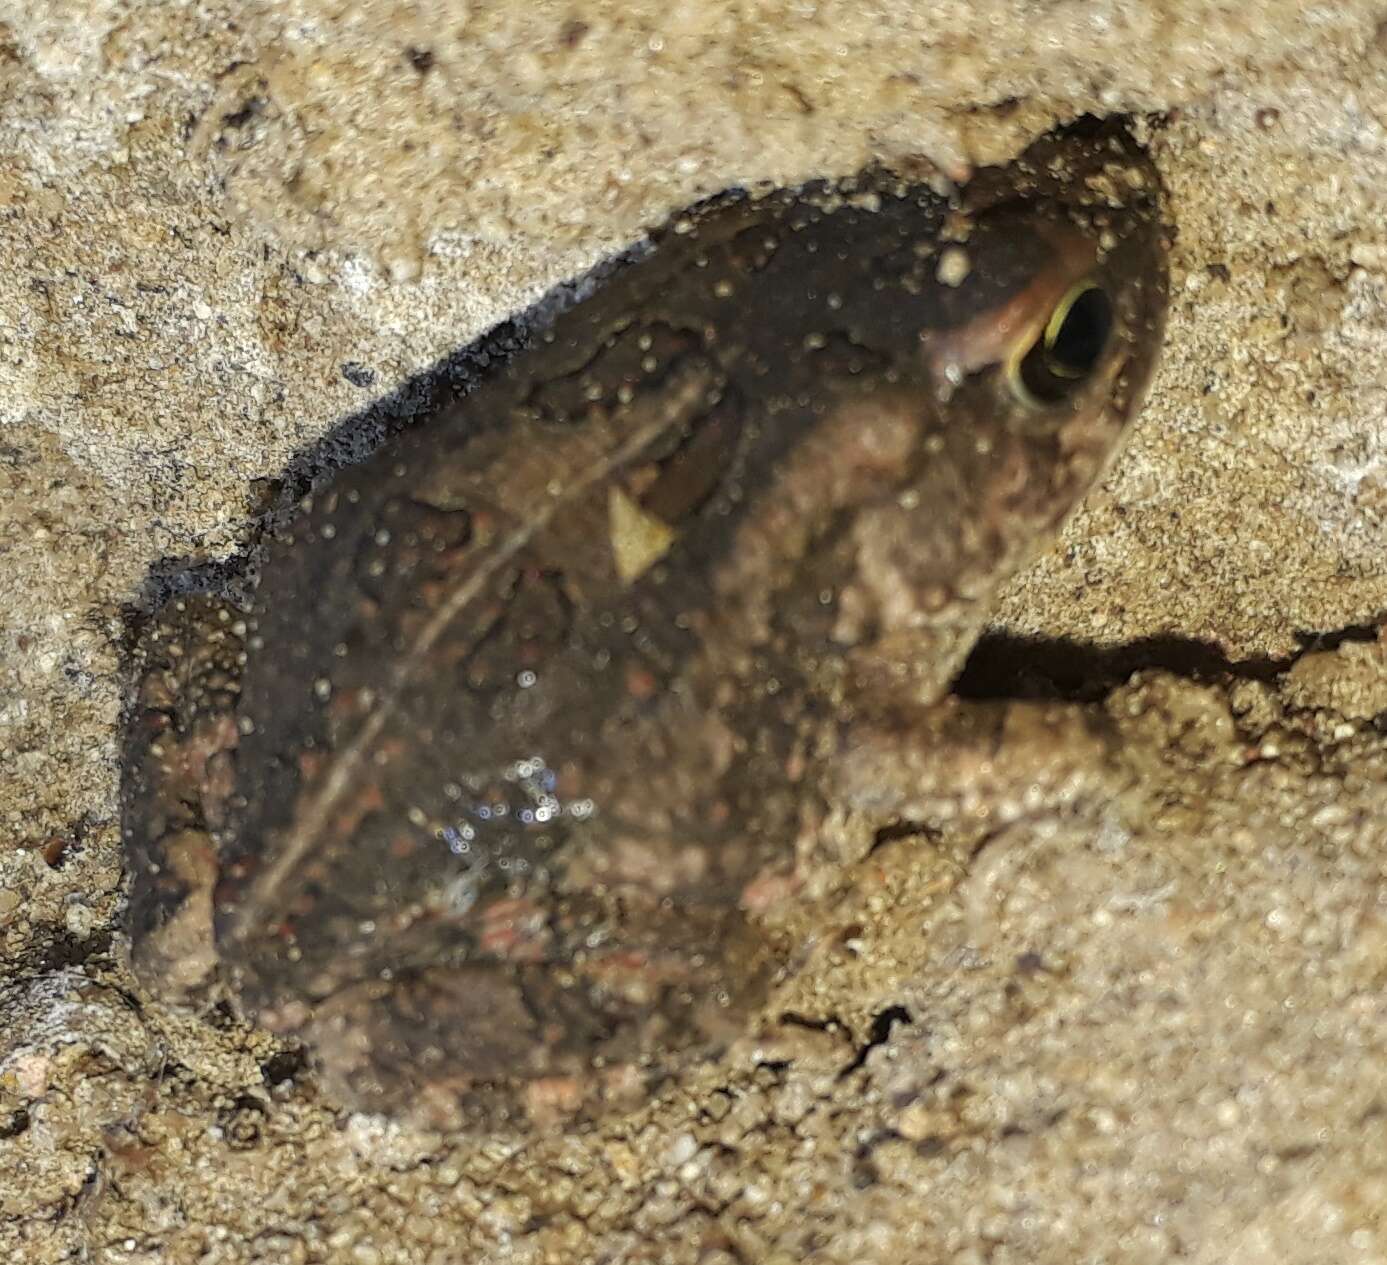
top-left (122, 121), bottom-right (1169, 1130)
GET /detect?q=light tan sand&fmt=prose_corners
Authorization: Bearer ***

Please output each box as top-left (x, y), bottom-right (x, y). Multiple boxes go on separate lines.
top-left (3, 2), bottom-right (1387, 1261)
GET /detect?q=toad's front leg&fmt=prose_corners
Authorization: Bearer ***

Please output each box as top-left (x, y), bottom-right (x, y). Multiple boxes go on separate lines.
top-left (809, 687), bottom-right (1135, 956)
top-left (826, 693), bottom-right (1127, 842)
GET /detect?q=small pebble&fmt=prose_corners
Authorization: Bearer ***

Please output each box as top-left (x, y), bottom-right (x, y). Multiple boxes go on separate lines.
top-left (1349, 242), bottom-right (1387, 272)
top-left (936, 245), bottom-right (970, 287)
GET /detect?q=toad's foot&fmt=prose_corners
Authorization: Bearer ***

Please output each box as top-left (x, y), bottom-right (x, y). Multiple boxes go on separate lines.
top-left (818, 698), bottom-right (1136, 948)
top-left (271, 910), bottom-right (780, 1132)
top-left (817, 697), bottom-right (1131, 867)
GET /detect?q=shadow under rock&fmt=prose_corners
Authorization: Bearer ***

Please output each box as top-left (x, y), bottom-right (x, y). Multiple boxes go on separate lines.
top-left (954, 621), bottom-right (1387, 703)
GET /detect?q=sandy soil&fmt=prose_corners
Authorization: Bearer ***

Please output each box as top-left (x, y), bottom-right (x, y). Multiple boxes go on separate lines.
top-left (3, 1), bottom-right (1387, 1261)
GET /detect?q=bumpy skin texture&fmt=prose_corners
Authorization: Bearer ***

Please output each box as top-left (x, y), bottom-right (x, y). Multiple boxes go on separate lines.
top-left (123, 123), bottom-right (1169, 1130)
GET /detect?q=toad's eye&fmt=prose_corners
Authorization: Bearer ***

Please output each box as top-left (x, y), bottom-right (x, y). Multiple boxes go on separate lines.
top-left (1010, 281), bottom-right (1113, 407)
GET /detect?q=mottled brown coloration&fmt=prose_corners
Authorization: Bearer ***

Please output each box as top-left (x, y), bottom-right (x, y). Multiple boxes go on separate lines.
top-left (122, 122), bottom-right (1168, 1130)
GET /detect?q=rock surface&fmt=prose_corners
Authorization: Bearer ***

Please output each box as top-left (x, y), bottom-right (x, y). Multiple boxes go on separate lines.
top-left (3, 2), bottom-right (1387, 1261)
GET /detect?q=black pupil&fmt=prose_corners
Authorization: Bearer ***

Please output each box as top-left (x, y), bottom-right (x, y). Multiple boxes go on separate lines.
top-left (1017, 285), bottom-right (1113, 404)
top-left (1048, 286), bottom-right (1112, 375)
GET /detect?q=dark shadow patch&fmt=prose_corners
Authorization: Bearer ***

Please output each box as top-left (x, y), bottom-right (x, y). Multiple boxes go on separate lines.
top-left (260, 1047), bottom-right (308, 1087)
top-left (340, 361), bottom-right (376, 388)
top-left (0, 1108), bottom-right (30, 1140)
top-left (219, 97), bottom-right (264, 131)
top-left (954, 620), bottom-right (1387, 705)
top-left (18, 928), bottom-right (116, 976)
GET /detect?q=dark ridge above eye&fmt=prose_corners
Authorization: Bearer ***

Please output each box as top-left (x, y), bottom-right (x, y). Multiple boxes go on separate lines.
top-left (875, 202), bottom-right (1074, 332)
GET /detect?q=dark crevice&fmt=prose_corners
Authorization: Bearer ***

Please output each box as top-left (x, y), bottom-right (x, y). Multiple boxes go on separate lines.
top-left (840, 1004), bottom-right (914, 1077)
top-left (1293, 619), bottom-right (1387, 655)
top-left (954, 620), bottom-right (1386, 704)
top-left (1061, 112), bottom-right (1142, 142)
top-left (851, 1127), bottom-right (907, 1187)
top-left (205, 999), bottom-right (242, 1031)
top-left (776, 1011), bottom-right (846, 1035)
top-left (340, 361), bottom-right (376, 388)
top-left (219, 97), bottom-right (263, 131)
top-left (218, 1095), bottom-right (269, 1150)
top-left (19, 928), bottom-right (115, 976)
top-left (866, 819), bottom-right (937, 859)
top-left (260, 1047), bottom-right (308, 1087)
top-left (0, 1108), bottom-right (30, 1140)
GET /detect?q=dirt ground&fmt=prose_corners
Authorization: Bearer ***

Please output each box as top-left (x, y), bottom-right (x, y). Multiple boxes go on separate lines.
top-left (3, 1), bottom-right (1387, 1261)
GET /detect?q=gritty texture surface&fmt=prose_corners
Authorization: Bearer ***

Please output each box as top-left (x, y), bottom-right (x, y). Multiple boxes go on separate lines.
top-left (2, 2), bottom-right (1387, 1262)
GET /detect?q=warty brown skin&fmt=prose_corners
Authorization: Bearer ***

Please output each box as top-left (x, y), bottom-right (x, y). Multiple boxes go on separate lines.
top-left (122, 122), bottom-right (1169, 1130)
